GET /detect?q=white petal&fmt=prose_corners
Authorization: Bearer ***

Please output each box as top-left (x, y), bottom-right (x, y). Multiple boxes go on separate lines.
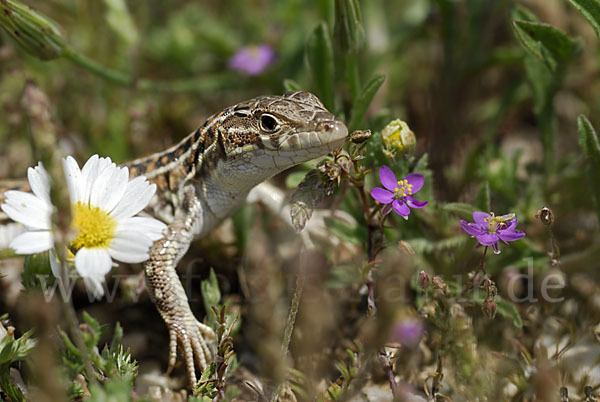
top-left (83, 276), bottom-right (105, 299)
top-left (81, 155), bottom-right (116, 204)
top-left (79, 154), bottom-right (99, 203)
top-left (108, 231), bottom-right (153, 263)
top-left (62, 156), bottom-right (83, 204)
top-left (49, 248), bottom-right (62, 278)
top-left (74, 247), bottom-right (113, 277)
top-left (90, 165), bottom-right (129, 211)
top-left (116, 216), bottom-right (166, 241)
top-left (9, 230), bottom-right (53, 254)
top-left (0, 223), bottom-right (26, 250)
top-left (28, 163), bottom-right (51, 204)
top-left (109, 178), bottom-right (156, 219)
top-left (2, 191), bottom-right (52, 229)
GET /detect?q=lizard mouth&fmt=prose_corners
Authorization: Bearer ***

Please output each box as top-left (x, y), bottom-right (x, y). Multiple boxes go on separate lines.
top-left (270, 118), bottom-right (347, 155)
top-left (246, 117), bottom-right (347, 169)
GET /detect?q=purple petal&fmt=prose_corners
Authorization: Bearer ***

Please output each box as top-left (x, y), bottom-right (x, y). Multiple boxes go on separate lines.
top-left (475, 232), bottom-right (499, 246)
top-left (392, 199), bottom-right (410, 217)
top-left (371, 187), bottom-right (394, 204)
top-left (379, 165), bottom-right (398, 192)
top-left (404, 173), bottom-right (424, 193)
top-left (497, 228), bottom-right (526, 242)
top-left (460, 220), bottom-right (486, 237)
top-left (405, 195), bottom-right (428, 208)
top-left (473, 211), bottom-right (491, 226)
top-left (503, 218), bottom-right (518, 230)
top-left (491, 243), bottom-right (501, 254)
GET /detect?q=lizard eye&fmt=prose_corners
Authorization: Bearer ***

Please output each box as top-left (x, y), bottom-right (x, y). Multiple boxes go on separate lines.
top-left (260, 114), bottom-right (279, 132)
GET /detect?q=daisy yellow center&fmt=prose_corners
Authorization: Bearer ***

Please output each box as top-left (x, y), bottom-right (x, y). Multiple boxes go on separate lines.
top-left (394, 179), bottom-right (413, 198)
top-left (71, 202), bottom-right (116, 250)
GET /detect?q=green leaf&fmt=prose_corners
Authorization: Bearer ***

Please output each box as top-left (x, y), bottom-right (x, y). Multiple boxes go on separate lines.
top-left (103, 0), bottom-right (139, 47)
top-left (568, 0), bottom-right (600, 39)
top-left (409, 236), bottom-right (468, 254)
top-left (201, 268), bottom-right (221, 327)
top-left (578, 114), bottom-right (600, 160)
top-left (495, 297), bottom-right (523, 328)
top-left (348, 74), bottom-right (385, 132)
top-left (88, 378), bottom-right (133, 402)
top-left (0, 330), bottom-right (36, 365)
top-left (469, 293), bottom-right (523, 328)
top-left (283, 78), bottom-right (303, 92)
top-left (232, 204), bottom-right (255, 251)
top-left (324, 216), bottom-right (366, 245)
top-left (511, 4), bottom-right (539, 22)
top-left (307, 22), bottom-right (335, 111)
top-left (286, 170), bottom-right (309, 189)
top-left (82, 311), bottom-right (107, 351)
top-left (442, 202), bottom-right (477, 219)
top-left (513, 20), bottom-right (579, 72)
top-left (475, 181), bottom-right (491, 212)
top-left (21, 251), bottom-right (54, 291)
top-left (333, 0), bottom-right (364, 53)
top-left (0, 364), bottom-right (25, 402)
top-left (577, 114), bottom-right (600, 222)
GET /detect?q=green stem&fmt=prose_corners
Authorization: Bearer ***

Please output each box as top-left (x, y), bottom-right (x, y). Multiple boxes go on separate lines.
top-left (478, 246), bottom-right (488, 275)
top-left (63, 46), bottom-right (132, 86)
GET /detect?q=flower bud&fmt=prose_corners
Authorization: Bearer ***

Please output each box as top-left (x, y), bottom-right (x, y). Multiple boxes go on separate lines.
top-left (418, 270), bottom-right (430, 291)
top-left (0, 0), bottom-right (67, 60)
top-left (482, 298), bottom-right (497, 319)
top-left (290, 201), bottom-right (312, 233)
top-left (381, 119), bottom-right (416, 158)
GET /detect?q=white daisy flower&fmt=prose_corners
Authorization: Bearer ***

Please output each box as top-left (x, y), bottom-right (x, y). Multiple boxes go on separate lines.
top-left (1, 155), bottom-right (167, 298)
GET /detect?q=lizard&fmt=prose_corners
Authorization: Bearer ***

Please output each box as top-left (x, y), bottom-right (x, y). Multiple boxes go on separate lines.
top-left (0, 90), bottom-right (348, 388)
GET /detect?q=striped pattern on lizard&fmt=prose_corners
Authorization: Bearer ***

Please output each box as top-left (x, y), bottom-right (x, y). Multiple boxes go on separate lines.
top-left (0, 91), bottom-right (348, 388)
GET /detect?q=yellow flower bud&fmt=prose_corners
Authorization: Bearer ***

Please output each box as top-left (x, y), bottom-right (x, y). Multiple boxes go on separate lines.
top-left (0, 0), bottom-right (66, 60)
top-left (381, 119), bottom-right (416, 158)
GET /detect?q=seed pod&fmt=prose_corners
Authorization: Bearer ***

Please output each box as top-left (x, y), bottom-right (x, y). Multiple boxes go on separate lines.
top-left (350, 129), bottom-right (371, 143)
top-left (536, 206), bottom-right (554, 226)
top-left (482, 298), bottom-right (497, 319)
top-left (0, 0), bottom-right (67, 60)
top-left (418, 270), bottom-right (430, 290)
top-left (431, 275), bottom-right (444, 289)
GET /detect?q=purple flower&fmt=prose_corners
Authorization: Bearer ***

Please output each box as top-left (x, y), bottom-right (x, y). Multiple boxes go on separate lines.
top-left (370, 165), bottom-right (428, 219)
top-left (228, 44), bottom-right (275, 76)
top-left (391, 318), bottom-right (424, 347)
top-left (460, 211), bottom-right (526, 254)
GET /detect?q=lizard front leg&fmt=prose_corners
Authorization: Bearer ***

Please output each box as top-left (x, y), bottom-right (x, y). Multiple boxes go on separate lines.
top-left (144, 187), bottom-right (215, 388)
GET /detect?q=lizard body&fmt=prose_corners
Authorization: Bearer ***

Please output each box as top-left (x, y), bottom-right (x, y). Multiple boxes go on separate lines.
top-left (0, 91), bottom-right (347, 387)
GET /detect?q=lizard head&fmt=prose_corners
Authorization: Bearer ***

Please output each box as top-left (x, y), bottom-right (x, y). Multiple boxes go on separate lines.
top-left (219, 91), bottom-right (347, 171)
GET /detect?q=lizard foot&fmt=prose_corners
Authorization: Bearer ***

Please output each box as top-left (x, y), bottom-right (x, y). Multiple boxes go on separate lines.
top-left (165, 313), bottom-right (216, 388)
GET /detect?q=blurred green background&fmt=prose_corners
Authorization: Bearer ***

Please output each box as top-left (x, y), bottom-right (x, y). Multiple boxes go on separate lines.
top-left (3, 0), bottom-right (600, 399)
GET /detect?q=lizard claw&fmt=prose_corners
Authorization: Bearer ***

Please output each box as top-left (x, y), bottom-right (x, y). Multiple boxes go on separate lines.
top-left (165, 314), bottom-right (216, 388)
